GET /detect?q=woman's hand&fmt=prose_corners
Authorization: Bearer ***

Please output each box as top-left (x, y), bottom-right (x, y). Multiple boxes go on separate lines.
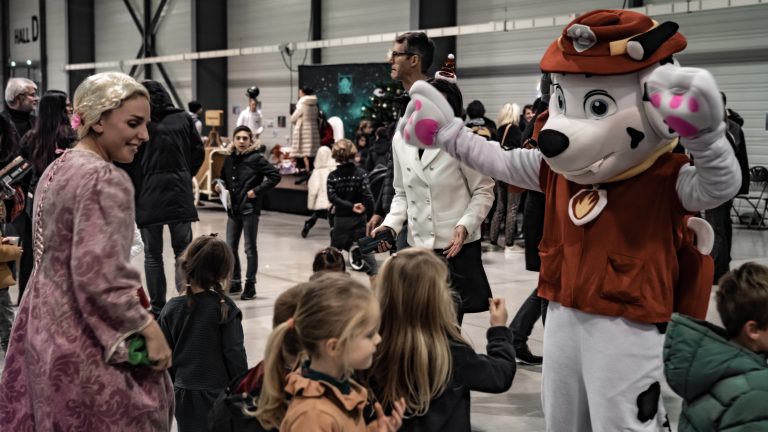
top-left (247, 189), bottom-right (256, 199)
top-left (140, 320), bottom-right (172, 371)
top-left (374, 398), bottom-right (406, 432)
top-left (443, 225), bottom-right (468, 258)
top-left (489, 298), bottom-right (508, 327)
top-left (353, 203), bottom-right (366, 214)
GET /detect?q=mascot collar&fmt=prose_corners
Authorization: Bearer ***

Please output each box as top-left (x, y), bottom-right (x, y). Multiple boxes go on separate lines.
top-left (601, 139), bottom-right (678, 184)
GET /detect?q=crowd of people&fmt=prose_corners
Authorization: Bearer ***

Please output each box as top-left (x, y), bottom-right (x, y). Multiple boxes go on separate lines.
top-left (0, 22), bottom-right (764, 432)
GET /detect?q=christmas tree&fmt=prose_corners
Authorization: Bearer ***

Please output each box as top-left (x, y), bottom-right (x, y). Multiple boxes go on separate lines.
top-left (360, 80), bottom-right (405, 126)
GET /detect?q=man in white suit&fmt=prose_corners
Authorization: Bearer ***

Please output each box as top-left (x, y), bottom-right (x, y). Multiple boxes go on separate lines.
top-left (373, 33), bottom-right (495, 323)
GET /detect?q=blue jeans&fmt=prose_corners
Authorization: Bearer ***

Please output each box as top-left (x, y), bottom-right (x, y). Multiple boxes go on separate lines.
top-left (140, 222), bottom-right (193, 315)
top-left (226, 213), bottom-right (260, 288)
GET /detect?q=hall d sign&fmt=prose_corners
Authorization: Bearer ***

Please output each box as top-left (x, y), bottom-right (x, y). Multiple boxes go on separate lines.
top-left (14, 16), bottom-right (40, 45)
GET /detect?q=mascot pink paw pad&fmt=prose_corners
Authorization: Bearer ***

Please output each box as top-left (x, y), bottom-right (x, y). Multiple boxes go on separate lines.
top-left (670, 94), bottom-right (683, 109)
top-left (665, 115), bottom-right (699, 138)
top-left (649, 93), bottom-right (662, 108)
top-left (687, 97), bottom-right (700, 113)
top-left (414, 119), bottom-right (439, 146)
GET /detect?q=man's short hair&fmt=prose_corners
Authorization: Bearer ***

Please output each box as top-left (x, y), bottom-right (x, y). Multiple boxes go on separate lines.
top-left (395, 32), bottom-right (435, 74)
top-left (188, 100), bottom-right (202, 113)
top-left (466, 100), bottom-right (486, 119)
top-left (5, 78), bottom-right (36, 105)
top-left (716, 262), bottom-right (768, 339)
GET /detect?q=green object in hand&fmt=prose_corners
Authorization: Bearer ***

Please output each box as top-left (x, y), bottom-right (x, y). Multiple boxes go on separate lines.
top-left (127, 334), bottom-right (151, 366)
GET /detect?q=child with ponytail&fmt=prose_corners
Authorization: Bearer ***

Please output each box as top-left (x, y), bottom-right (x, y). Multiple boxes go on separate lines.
top-left (159, 234), bottom-right (248, 432)
top-left (368, 248), bottom-right (516, 431)
top-left (255, 272), bottom-right (405, 431)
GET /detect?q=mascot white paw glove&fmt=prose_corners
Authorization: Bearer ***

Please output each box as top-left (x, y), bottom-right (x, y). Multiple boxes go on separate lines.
top-left (646, 65), bottom-right (724, 140)
top-left (398, 80), bottom-right (456, 149)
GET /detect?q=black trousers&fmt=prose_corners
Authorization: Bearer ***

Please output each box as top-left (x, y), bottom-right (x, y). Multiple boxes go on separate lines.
top-left (704, 199), bottom-right (733, 284)
top-left (509, 288), bottom-right (548, 346)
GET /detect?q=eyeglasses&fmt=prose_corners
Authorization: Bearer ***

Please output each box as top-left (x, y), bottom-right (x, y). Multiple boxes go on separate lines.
top-left (387, 50), bottom-right (417, 61)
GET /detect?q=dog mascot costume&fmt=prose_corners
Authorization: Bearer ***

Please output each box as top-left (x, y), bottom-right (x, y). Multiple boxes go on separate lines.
top-left (399, 9), bottom-right (741, 431)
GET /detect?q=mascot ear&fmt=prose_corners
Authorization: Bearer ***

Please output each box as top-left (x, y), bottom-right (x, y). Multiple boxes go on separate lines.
top-left (639, 63), bottom-right (679, 140)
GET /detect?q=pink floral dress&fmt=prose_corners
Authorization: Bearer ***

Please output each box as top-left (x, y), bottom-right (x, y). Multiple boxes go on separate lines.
top-left (0, 149), bottom-right (174, 430)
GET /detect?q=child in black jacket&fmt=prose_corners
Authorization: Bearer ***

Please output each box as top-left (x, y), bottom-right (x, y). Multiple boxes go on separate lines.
top-left (159, 235), bottom-right (248, 432)
top-left (368, 248), bottom-right (516, 431)
top-left (326, 139), bottom-right (377, 276)
top-left (214, 125), bottom-right (280, 299)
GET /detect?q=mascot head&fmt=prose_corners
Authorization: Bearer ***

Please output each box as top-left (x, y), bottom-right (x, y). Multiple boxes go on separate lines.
top-left (538, 9), bottom-right (687, 185)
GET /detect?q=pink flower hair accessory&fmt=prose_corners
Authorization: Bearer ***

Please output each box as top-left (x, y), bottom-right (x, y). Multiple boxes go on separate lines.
top-left (70, 113), bottom-right (82, 129)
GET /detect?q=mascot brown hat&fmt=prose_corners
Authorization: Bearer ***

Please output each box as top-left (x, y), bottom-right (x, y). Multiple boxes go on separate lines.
top-left (540, 9), bottom-right (687, 75)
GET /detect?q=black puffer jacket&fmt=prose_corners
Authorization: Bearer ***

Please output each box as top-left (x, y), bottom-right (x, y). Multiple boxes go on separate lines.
top-left (120, 81), bottom-right (204, 227)
top-left (217, 148), bottom-right (280, 216)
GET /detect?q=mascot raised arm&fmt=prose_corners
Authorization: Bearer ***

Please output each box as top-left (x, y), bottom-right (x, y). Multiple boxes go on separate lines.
top-left (399, 9), bottom-right (740, 431)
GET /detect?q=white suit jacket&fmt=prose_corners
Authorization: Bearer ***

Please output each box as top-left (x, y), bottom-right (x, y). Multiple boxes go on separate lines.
top-left (382, 130), bottom-right (495, 249)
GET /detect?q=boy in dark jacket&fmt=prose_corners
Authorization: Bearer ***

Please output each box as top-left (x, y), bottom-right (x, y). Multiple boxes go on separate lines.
top-left (327, 139), bottom-right (377, 276)
top-left (214, 125), bottom-right (280, 300)
top-left (664, 262), bottom-right (768, 431)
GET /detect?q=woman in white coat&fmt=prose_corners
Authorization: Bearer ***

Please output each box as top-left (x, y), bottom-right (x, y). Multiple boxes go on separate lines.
top-left (291, 87), bottom-right (320, 171)
top-left (302, 145), bottom-right (336, 238)
top-left (377, 76), bottom-right (495, 323)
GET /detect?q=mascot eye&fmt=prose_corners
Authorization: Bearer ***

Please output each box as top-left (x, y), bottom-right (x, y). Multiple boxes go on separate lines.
top-left (554, 85), bottom-right (566, 113)
top-left (583, 92), bottom-right (617, 119)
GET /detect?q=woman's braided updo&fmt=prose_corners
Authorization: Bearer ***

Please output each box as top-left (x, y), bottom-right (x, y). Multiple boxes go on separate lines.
top-left (72, 72), bottom-right (149, 139)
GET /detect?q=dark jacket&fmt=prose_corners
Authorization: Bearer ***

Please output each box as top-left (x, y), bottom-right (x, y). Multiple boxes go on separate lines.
top-left (158, 291), bottom-right (248, 390)
top-left (208, 362), bottom-right (277, 432)
top-left (395, 327), bottom-right (517, 432)
top-left (373, 122), bottom-right (399, 217)
top-left (726, 118), bottom-right (750, 196)
top-left (327, 162), bottom-right (374, 219)
top-left (664, 313), bottom-right (768, 431)
top-left (119, 81), bottom-right (204, 227)
top-left (0, 107), bottom-right (36, 144)
top-left (365, 133), bottom-right (392, 173)
top-left (496, 123), bottom-right (523, 151)
top-left (217, 148), bottom-right (281, 216)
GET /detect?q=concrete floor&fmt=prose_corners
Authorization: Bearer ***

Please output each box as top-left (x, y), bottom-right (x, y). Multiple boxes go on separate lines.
top-left (3, 205), bottom-right (767, 431)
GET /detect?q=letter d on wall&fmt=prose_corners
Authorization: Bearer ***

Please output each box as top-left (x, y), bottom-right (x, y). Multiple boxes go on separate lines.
top-left (31, 16), bottom-right (39, 41)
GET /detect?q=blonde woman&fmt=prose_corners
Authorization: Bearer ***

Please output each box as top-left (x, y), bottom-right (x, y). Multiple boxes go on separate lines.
top-left (369, 249), bottom-right (516, 431)
top-left (490, 103), bottom-right (524, 251)
top-left (0, 72), bottom-right (174, 430)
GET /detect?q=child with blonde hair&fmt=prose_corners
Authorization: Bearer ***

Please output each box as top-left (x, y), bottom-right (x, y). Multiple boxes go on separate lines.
top-left (255, 272), bottom-right (405, 431)
top-left (159, 234), bottom-right (248, 432)
top-left (369, 248), bottom-right (516, 431)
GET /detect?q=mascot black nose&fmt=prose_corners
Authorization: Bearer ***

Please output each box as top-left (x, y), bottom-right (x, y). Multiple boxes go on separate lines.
top-left (538, 130), bottom-right (570, 158)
